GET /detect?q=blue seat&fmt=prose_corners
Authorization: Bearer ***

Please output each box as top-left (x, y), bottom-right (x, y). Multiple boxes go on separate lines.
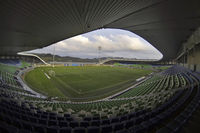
top-left (69, 121), bottom-right (79, 128)
top-left (113, 122), bottom-right (124, 132)
top-left (134, 124), bottom-right (145, 133)
top-left (49, 116), bottom-right (56, 120)
top-left (116, 129), bottom-right (129, 133)
top-left (64, 114), bottom-right (70, 118)
top-left (91, 120), bottom-right (100, 127)
top-left (166, 121), bottom-right (182, 133)
top-left (12, 119), bottom-right (23, 129)
top-left (120, 115), bottom-right (128, 122)
top-left (84, 117), bottom-right (92, 121)
top-left (87, 126), bottom-right (100, 133)
top-left (135, 116), bottom-right (143, 125)
top-left (73, 127), bottom-right (86, 133)
top-left (38, 119), bottom-right (47, 125)
top-left (80, 121), bottom-right (89, 128)
top-left (66, 117), bottom-right (73, 122)
top-left (48, 120), bottom-right (57, 126)
top-left (33, 125), bottom-right (46, 133)
top-left (57, 116), bottom-right (65, 121)
top-left (125, 119), bottom-right (134, 129)
top-left (58, 121), bottom-right (68, 127)
top-left (174, 114), bottom-right (188, 125)
top-left (93, 116), bottom-right (100, 121)
top-left (110, 117), bottom-right (119, 123)
top-left (156, 127), bottom-right (173, 133)
top-left (128, 113), bottom-right (136, 120)
top-left (101, 125), bottom-right (112, 133)
top-left (22, 121), bottom-right (33, 131)
top-left (59, 127), bottom-right (72, 133)
top-left (141, 120), bottom-right (153, 131)
top-left (29, 117), bottom-right (37, 123)
top-left (0, 122), bottom-right (10, 133)
top-left (101, 119), bottom-right (110, 125)
top-left (46, 126), bottom-right (58, 133)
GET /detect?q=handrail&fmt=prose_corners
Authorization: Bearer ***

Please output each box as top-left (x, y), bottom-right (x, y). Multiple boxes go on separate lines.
top-left (17, 52), bottom-right (50, 66)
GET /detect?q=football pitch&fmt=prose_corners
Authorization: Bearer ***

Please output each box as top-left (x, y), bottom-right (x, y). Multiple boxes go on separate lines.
top-left (24, 66), bottom-right (152, 101)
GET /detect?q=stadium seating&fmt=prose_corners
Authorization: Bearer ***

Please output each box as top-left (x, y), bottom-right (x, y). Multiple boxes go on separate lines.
top-left (0, 65), bottom-right (200, 133)
top-left (0, 59), bottom-right (21, 66)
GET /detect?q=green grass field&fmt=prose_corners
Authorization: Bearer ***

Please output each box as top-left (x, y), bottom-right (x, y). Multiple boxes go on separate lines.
top-left (24, 66), bottom-right (152, 101)
top-left (0, 63), bottom-right (18, 74)
top-left (0, 61), bottom-right (30, 74)
top-left (20, 61), bottom-right (30, 68)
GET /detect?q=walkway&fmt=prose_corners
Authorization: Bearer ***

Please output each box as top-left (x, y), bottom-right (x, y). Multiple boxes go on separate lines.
top-left (17, 67), bottom-right (46, 98)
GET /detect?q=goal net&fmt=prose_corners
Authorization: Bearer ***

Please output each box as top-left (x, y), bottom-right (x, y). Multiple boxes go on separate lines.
top-left (48, 70), bottom-right (56, 77)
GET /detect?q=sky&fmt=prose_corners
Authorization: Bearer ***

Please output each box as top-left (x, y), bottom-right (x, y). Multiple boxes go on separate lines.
top-left (27, 28), bottom-right (163, 60)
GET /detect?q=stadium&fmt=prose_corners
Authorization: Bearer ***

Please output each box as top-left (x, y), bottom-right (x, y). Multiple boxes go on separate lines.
top-left (0, 1), bottom-right (200, 133)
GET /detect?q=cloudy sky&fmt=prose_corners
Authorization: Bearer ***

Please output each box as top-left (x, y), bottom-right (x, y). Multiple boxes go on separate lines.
top-left (27, 29), bottom-right (163, 60)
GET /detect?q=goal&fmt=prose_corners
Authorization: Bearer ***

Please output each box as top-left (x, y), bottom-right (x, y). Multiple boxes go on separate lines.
top-left (48, 70), bottom-right (55, 77)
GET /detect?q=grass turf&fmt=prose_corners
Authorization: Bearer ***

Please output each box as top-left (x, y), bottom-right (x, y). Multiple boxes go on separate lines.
top-left (0, 61), bottom-right (30, 74)
top-left (0, 63), bottom-right (18, 74)
top-left (24, 66), bottom-right (152, 101)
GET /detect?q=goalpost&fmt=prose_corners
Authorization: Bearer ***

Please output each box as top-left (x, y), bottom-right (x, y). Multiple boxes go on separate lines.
top-left (49, 44), bottom-right (56, 76)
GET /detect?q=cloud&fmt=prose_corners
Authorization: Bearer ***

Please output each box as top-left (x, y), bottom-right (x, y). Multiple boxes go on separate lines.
top-left (28, 29), bottom-right (163, 59)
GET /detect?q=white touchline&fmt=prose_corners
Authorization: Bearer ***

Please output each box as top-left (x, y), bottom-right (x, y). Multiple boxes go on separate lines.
top-left (44, 73), bottom-right (51, 79)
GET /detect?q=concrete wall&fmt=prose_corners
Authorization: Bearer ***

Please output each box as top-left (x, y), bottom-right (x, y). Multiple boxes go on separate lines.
top-left (187, 44), bottom-right (200, 71)
top-left (177, 27), bottom-right (200, 72)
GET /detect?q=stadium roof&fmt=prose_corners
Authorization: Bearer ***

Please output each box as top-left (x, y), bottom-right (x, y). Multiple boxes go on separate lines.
top-left (0, 0), bottom-right (200, 61)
